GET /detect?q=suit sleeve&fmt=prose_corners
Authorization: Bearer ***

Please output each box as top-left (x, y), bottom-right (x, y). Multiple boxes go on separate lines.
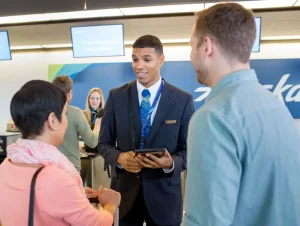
top-left (171, 94), bottom-right (194, 176)
top-left (97, 90), bottom-right (122, 168)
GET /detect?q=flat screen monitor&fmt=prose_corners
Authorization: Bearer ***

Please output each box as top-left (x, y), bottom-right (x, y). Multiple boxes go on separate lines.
top-left (70, 24), bottom-right (125, 58)
top-left (0, 31), bottom-right (12, 61)
top-left (252, 17), bottom-right (261, 52)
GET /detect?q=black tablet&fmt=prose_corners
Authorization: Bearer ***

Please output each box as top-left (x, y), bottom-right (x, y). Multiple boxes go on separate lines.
top-left (134, 148), bottom-right (166, 158)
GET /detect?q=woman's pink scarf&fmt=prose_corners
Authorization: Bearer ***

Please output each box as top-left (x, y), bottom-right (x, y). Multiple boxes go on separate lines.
top-left (7, 138), bottom-right (84, 193)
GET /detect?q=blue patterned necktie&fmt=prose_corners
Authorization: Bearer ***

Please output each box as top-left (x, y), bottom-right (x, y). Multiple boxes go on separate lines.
top-left (140, 89), bottom-right (151, 145)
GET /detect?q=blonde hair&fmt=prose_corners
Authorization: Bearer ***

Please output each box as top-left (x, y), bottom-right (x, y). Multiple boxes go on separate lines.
top-left (84, 88), bottom-right (105, 125)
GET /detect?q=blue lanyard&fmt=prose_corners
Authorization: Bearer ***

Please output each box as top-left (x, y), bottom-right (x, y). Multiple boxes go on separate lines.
top-left (140, 80), bottom-right (164, 148)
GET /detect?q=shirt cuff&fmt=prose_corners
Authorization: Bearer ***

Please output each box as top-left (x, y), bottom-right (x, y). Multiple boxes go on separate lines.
top-left (163, 161), bottom-right (174, 173)
top-left (117, 163), bottom-right (123, 169)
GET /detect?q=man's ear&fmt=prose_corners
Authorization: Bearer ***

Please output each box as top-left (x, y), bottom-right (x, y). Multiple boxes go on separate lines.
top-left (203, 36), bottom-right (213, 57)
top-left (160, 54), bottom-right (165, 67)
top-left (67, 91), bottom-right (71, 99)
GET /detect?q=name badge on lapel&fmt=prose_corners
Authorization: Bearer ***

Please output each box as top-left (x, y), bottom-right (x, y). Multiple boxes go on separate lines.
top-left (165, 120), bottom-right (176, 124)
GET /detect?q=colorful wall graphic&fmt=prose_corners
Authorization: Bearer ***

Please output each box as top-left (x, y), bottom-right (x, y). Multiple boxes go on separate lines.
top-left (49, 59), bottom-right (300, 118)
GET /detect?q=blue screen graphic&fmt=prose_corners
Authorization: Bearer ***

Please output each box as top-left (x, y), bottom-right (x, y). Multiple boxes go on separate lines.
top-left (71, 24), bottom-right (125, 58)
top-left (252, 17), bottom-right (261, 52)
top-left (0, 31), bottom-right (11, 61)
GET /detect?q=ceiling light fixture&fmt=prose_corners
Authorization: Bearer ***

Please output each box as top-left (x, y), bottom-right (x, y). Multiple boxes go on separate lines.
top-left (0, 1), bottom-right (299, 25)
top-left (10, 45), bottom-right (42, 50)
top-left (9, 36), bottom-right (300, 51)
top-left (10, 44), bottom-right (72, 50)
top-left (41, 44), bottom-right (73, 48)
top-left (205, 0), bottom-right (296, 9)
top-left (10, 39), bottom-right (191, 50)
top-left (261, 35), bottom-right (300, 40)
top-left (125, 39), bottom-right (190, 45)
top-left (0, 9), bottom-right (123, 25)
top-left (120, 4), bottom-right (204, 16)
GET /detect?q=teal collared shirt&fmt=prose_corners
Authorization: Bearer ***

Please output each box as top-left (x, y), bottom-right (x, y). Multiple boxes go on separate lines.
top-left (183, 70), bottom-right (300, 226)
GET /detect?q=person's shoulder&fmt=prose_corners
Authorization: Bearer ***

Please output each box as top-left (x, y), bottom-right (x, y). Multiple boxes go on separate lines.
top-left (39, 165), bottom-right (71, 179)
top-left (113, 81), bottom-right (132, 92)
top-left (68, 105), bottom-right (81, 112)
top-left (165, 81), bottom-right (192, 99)
top-left (82, 109), bottom-right (88, 116)
top-left (68, 105), bottom-right (85, 117)
top-left (0, 158), bottom-right (9, 176)
top-left (110, 80), bottom-right (135, 96)
top-left (37, 165), bottom-right (77, 189)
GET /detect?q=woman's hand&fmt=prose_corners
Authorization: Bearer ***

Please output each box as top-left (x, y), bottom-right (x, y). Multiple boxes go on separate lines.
top-left (84, 187), bottom-right (98, 199)
top-left (97, 185), bottom-right (121, 216)
top-left (93, 118), bottom-right (101, 134)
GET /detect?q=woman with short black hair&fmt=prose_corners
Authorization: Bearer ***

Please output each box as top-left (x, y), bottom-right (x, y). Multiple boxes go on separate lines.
top-left (0, 80), bottom-right (120, 226)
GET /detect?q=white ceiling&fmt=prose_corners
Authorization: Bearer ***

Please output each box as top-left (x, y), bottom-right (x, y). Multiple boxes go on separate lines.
top-left (1, 10), bottom-right (300, 47)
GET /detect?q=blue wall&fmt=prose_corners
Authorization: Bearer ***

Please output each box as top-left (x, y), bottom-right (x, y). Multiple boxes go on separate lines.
top-left (50, 59), bottom-right (300, 118)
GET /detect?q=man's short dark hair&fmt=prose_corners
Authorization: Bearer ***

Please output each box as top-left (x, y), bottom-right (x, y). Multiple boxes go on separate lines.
top-left (133, 35), bottom-right (163, 55)
top-left (10, 80), bottom-right (67, 139)
top-left (52, 75), bottom-right (73, 94)
top-left (195, 3), bottom-right (256, 63)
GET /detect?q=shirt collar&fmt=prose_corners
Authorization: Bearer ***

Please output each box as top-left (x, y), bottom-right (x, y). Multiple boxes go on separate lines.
top-left (136, 77), bottom-right (162, 98)
top-left (206, 69), bottom-right (258, 102)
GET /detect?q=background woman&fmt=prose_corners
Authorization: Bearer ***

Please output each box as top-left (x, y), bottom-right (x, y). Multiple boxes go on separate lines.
top-left (82, 87), bottom-right (111, 189)
top-left (83, 88), bottom-right (105, 130)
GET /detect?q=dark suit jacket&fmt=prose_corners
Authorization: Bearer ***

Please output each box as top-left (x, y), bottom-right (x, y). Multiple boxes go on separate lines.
top-left (98, 79), bottom-right (194, 225)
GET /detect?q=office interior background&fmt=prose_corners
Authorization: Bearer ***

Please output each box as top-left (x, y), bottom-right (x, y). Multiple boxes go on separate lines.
top-left (0, 0), bottom-right (300, 133)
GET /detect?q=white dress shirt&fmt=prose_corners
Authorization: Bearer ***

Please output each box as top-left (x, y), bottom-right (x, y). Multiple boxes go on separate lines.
top-left (136, 77), bottom-right (174, 173)
top-left (118, 78), bottom-right (174, 172)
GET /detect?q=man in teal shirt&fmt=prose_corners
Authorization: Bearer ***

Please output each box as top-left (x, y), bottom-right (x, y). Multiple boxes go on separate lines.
top-left (183, 3), bottom-right (300, 226)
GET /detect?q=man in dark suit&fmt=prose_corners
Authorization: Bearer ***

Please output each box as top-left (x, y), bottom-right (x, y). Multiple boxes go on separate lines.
top-left (98, 35), bottom-right (194, 226)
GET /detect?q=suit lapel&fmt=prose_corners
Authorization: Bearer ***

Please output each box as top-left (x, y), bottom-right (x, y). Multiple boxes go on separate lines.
top-left (125, 80), bottom-right (142, 138)
top-left (146, 82), bottom-right (173, 145)
top-left (131, 82), bottom-right (142, 138)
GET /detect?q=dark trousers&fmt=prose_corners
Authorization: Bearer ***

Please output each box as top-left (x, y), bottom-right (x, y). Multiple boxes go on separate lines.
top-left (119, 186), bottom-right (180, 226)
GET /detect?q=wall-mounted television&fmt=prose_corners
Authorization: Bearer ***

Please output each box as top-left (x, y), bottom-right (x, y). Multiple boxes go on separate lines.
top-left (70, 24), bottom-right (125, 58)
top-left (0, 31), bottom-right (12, 61)
top-left (252, 17), bottom-right (261, 52)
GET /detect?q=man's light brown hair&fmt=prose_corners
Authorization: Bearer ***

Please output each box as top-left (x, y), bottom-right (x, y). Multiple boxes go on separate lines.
top-left (52, 75), bottom-right (73, 94)
top-left (194, 3), bottom-right (256, 63)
